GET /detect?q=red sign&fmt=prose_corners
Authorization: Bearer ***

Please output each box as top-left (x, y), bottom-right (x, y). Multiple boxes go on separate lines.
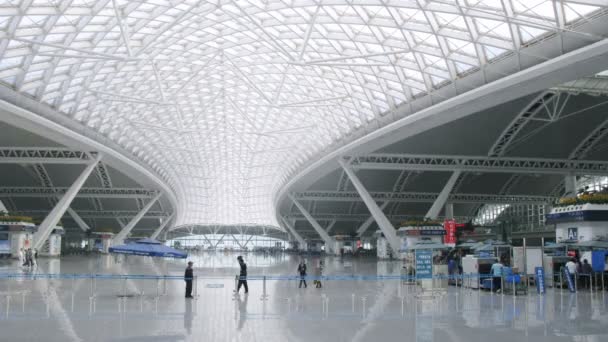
top-left (444, 219), bottom-right (457, 246)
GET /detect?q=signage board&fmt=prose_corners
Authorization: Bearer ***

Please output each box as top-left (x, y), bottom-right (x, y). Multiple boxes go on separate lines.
top-left (535, 267), bottom-right (545, 294)
top-left (567, 227), bottom-right (578, 240)
top-left (405, 230), bottom-right (446, 236)
top-left (415, 249), bottom-right (433, 279)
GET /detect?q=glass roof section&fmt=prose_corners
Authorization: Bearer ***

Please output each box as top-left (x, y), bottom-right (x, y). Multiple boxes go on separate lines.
top-left (0, 0), bottom-right (604, 228)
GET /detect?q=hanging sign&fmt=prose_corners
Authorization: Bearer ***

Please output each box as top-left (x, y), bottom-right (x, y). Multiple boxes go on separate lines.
top-left (444, 219), bottom-right (457, 246)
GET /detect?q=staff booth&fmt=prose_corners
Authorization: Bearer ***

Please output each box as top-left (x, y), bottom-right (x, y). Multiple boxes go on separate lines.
top-left (447, 240), bottom-right (477, 285)
top-left (402, 239), bottom-right (450, 293)
top-left (573, 239), bottom-right (608, 289)
top-left (462, 240), bottom-right (511, 289)
top-left (89, 232), bottom-right (115, 254)
top-left (547, 202), bottom-right (608, 268)
top-left (0, 216), bottom-right (37, 259)
top-left (332, 235), bottom-right (355, 256)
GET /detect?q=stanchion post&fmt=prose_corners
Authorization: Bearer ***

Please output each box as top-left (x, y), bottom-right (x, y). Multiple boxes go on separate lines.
top-left (5, 295), bottom-right (10, 317)
top-left (512, 276), bottom-right (516, 297)
top-left (560, 269), bottom-right (563, 293)
top-left (193, 276), bottom-right (198, 298)
top-left (261, 276), bottom-right (268, 301)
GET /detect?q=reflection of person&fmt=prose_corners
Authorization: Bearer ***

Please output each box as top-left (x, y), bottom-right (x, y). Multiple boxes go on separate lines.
top-left (314, 260), bottom-right (323, 288)
top-left (184, 297), bottom-right (193, 334)
top-left (18, 248), bottom-right (24, 265)
top-left (237, 293), bottom-right (248, 330)
top-left (565, 258), bottom-right (577, 286)
top-left (184, 261), bottom-right (194, 298)
top-left (236, 256), bottom-right (248, 294)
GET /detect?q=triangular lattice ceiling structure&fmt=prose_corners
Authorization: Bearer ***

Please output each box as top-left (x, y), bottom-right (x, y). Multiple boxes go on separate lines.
top-left (0, 0), bottom-right (604, 227)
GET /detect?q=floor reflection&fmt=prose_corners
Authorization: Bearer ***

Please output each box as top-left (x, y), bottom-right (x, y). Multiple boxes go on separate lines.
top-left (0, 254), bottom-right (607, 342)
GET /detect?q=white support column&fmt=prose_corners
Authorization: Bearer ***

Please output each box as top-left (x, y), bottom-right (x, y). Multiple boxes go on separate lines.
top-left (445, 203), bottom-right (454, 220)
top-left (564, 174), bottom-right (577, 197)
top-left (67, 208), bottom-right (91, 232)
top-left (113, 192), bottom-right (162, 244)
top-left (425, 171), bottom-right (462, 220)
top-left (150, 212), bottom-right (174, 240)
top-left (280, 216), bottom-right (306, 250)
top-left (326, 220), bottom-right (337, 233)
top-left (33, 154), bottom-right (102, 250)
top-left (356, 202), bottom-right (389, 237)
top-left (339, 160), bottom-right (401, 253)
top-left (288, 194), bottom-right (335, 253)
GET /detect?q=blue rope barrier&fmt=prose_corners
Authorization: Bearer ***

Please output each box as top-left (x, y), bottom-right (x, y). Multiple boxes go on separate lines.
top-left (0, 272), bottom-right (504, 281)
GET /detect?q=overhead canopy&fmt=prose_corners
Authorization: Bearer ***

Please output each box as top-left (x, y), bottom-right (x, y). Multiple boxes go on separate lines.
top-left (0, 0), bottom-right (604, 231)
top-left (109, 238), bottom-right (187, 258)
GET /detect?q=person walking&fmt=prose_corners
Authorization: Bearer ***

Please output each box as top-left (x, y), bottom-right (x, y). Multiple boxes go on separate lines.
top-left (236, 256), bottom-right (248, 294)
top-left (184, 261), bottom-right (194, 298)
top-left (298, 260), bottom-right (307, 288)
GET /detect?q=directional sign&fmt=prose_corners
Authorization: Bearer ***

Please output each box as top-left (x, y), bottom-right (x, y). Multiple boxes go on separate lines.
top-left (416, 249), bottom-right (433, 279)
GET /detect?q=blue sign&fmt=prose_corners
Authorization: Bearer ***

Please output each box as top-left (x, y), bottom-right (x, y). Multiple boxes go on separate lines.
top-left (546, 210), bottom-right (608, 224)
top-left (564, 267), bottom-right (575, 293)
top-left (416, 249), bottom-right (433, 279)
top-left (535, 267), bottom-right (545, 294)
top-left (567, 227), bottom-right (578, 240)
top-left (592, 251), bottom-right (606, 273)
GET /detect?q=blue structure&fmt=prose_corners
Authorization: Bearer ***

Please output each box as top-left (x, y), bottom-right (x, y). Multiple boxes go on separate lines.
top-left (109, 238), bottom-right (187, 259)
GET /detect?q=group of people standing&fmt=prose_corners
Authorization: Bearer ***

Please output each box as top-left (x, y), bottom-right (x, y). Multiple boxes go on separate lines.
top-left (565, 257), bottom-right (594, 288)
top-left (18, 247), bottom-right (37, 268)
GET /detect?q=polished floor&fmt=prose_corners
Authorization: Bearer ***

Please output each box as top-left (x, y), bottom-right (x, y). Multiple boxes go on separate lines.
top-left (0, 252), bottom-right (607, 342)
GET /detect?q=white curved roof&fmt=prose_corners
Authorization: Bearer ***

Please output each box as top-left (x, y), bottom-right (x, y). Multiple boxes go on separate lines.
top-left (0, 0), bottom-right (603, 227)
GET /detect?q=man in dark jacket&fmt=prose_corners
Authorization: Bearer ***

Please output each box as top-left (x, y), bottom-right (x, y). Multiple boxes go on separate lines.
top-left (298, 260), bottom-right (307, 288)
top-left (237, 256), bottom-right (248, 294)
top-left (184, 261), bottom-right (194, 298)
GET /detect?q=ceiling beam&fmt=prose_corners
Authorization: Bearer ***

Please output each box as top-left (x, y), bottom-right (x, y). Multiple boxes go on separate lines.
top-left (0, 186), bottom-right (158, 199)
top-left (11, 210), bottom-right (168, 220)
top-left (0, 148), bottom-right (92, 164)
top-left (285, 213), bottom-right (472, 223)
top-left (292, 191), bottom-right (554, 205)
top-left (350, 153), bottom-right (608, 175)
